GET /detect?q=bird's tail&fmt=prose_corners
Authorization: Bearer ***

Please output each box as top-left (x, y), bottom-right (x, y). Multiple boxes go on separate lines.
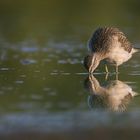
top-left (131, 91), bottom-right (139, 97)
top-left (133, 45), bottom-right (140, 52)
top-left (132, 48), bottom-right (139, 54)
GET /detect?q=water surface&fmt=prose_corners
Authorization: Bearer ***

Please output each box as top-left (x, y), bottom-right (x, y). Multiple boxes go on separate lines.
top-left (0, 0), bottom-right (140, 139)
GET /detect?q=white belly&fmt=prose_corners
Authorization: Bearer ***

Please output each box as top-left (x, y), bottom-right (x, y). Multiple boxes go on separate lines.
top-left (107, 46), bottom-right (132, 66)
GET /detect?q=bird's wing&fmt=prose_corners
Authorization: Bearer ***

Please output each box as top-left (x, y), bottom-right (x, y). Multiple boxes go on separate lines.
top-left (88, 28), bottom-right (111, 54)
top-left (117, 32), bottom-right (132, 53)
top-left (88, 27), bottom-right (133, 54)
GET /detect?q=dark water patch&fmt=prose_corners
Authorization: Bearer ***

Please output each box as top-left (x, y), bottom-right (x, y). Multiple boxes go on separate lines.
top-left (58, 102), bottom-right (73, 109)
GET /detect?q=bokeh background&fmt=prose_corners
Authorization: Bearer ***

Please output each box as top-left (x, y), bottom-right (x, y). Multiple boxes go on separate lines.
top-left (0, 0), bottom-right (140, 42)
top-left (0, 0), bottom-right (140, 140)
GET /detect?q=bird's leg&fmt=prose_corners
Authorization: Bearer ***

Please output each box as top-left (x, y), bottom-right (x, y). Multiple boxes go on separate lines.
top-left (116, 73), bottom-right (118, 80)
top-left (115, 65), bottom-right (119, 80)
top-left (115, 65), bottom-right (118, 73)
top-left (105, 73), bottom-right (109, 81)
top-left (105, 64), bottom-right (109, 73)
top-left (105, 64), bottom-right (109, 81)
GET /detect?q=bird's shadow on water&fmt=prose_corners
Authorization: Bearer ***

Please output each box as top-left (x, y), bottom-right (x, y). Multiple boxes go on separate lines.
top-left (84, 74), bottom-right (139, 112)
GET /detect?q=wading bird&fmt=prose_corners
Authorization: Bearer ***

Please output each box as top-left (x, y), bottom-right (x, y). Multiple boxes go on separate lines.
top-left (84, 27), bottom-right (138, 73)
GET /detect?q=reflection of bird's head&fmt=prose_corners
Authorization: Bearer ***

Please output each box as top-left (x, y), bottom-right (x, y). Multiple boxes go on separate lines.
top-left (88, 95), bottom-right (107, 109)
top-left (84, 76), bottom-right (90, 91)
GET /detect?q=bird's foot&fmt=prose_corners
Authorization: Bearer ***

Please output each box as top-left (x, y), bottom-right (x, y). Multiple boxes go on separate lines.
top-left (105, 64), bottom-right (109, 73)
top-left (89, 72), bottom-right (93, 75)
top-left (105, 73), bottom-right (109, 81)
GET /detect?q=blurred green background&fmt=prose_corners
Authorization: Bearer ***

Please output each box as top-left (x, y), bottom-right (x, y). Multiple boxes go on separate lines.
top-left (0, 0), bottom-right (140, 42)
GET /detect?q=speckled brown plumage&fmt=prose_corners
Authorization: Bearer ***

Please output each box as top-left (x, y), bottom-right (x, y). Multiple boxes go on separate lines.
top-left (84, 27), bottom-right (138, 73)
top-left (88, 27), bottom-right (132, 55)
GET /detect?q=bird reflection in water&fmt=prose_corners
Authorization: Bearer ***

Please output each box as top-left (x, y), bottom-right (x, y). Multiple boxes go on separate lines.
top-left (84, 75), bottom-right (138, 112)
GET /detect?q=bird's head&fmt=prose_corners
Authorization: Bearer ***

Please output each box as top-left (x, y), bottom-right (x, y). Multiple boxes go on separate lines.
top-left (83, 55), bottom-right (91, 71)
top-left (83, 54), bottom-right (100, 73)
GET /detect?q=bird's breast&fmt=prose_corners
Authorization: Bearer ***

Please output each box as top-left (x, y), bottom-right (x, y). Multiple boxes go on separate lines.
top-left (106, 45), bottom-right (132, 66)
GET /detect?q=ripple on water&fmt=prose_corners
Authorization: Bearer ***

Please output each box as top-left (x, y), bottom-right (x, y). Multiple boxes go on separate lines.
top-left (20, 74), bottom-right (26, 78)
top-left (75, 72), bottom-right (88, 75)
top-left (17, 102), bottom-right (35, 110)
top-left (20, 46), bottom-right (39, 53)
top-left (20, 59), bottom-right (37, 65)
top-left (61, 73), bottom-right (71, 75)
top-left (125, 81), bottom-right (137, 84)
top-left (43, 87), bottom-right (51, 91)
top-left (58, 60), bottom-right (67, 64)
top-left (69, 59), bottom-right (81, 64)
top-left (50, 73), bottom-right (59, 75)
top-left (31, 95), bottom-right (43, 100)
top-left (2, 86), bottom-right (13, 91)
top-left (48, 54), bottom-right (58, 59)
top-left (43, 58), bottom-right (51, 63)
top-left (58, 59), bottom-right (81, 64)
top-left (0, 68), bottom-right (9, 71)
top-left (47, 92), bottom-right (57, 96)
top-left (15, 80), bottom-right (24, 84)
top-left (47, 41), bottom-right (75, 53)
top-left (129, 71), bottom-right (140, 76)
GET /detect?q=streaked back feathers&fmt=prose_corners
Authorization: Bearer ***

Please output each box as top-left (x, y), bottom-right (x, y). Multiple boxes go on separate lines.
top-left (88, 27), bottom-right (132, 54)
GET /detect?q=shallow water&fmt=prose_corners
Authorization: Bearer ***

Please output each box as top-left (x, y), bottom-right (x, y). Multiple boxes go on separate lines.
top-left (0, 0), bottom-right (140, 139)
